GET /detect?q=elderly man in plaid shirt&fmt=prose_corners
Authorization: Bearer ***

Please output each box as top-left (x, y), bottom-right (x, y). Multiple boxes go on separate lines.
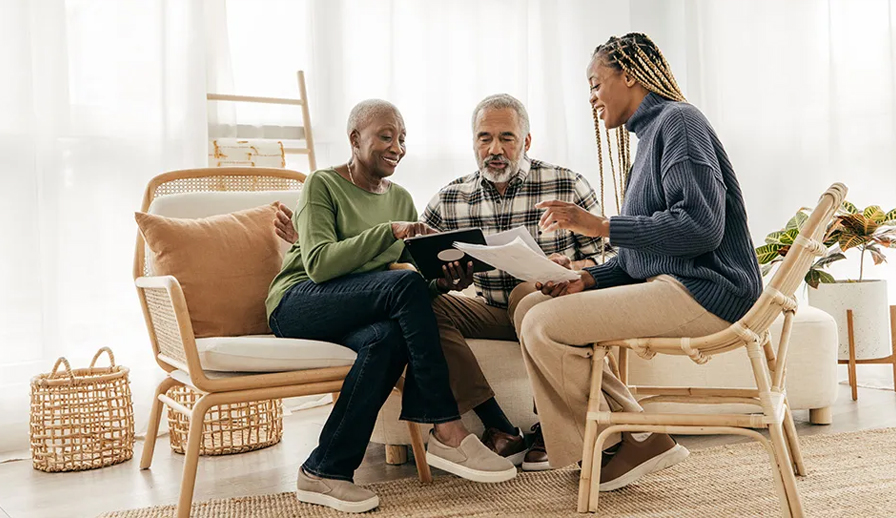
top-left (273, 94), bottom-right (607, 471)
top-left (427, 94), bottom-right (608, 471)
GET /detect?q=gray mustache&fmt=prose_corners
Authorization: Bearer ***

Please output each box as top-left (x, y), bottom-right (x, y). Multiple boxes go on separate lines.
top-left (483, 155), bottom-right (508, 165)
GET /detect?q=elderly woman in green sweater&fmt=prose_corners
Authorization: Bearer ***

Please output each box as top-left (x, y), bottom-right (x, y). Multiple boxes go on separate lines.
top-left (514, 33), bottom-right (763, 491)
top-left (266, 100), bottom-right (515, 514)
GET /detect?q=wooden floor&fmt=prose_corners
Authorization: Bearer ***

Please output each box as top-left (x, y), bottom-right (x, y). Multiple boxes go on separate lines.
top-left (1, 382), bottom-right (894, 518)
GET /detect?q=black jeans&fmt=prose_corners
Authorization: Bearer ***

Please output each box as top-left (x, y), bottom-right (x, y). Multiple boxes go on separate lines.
top-left (270, 269), bottom-right (461, 481)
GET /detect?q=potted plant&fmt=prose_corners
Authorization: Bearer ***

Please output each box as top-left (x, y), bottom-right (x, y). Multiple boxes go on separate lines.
top-left (757, 202), bottom-right (896, 360)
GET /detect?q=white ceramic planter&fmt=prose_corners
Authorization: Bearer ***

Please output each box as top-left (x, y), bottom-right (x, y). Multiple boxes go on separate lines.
top-left (808, 279), bottom-right (891, 360)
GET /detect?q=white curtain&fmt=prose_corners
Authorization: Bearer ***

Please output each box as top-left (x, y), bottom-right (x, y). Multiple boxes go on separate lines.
top-left (2, 0), bottom-right (895, 455)
top-left (0, 0), bottom-right (209, 456)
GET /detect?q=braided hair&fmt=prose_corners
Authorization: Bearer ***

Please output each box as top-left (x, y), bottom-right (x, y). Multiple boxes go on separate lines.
top-left (591, 33), bottom-right (684, 217)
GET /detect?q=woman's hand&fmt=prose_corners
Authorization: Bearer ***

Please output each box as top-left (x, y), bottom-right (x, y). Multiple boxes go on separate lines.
top-left (536, 200), bottom-right (610, 237)
top-left (392, 222), bottom-right (437, 240)
top-left (274, 202), bottom-right (298, 244)
top-left (436, 261), bottom-right (475, 293)
top-left (535, 270), bottom-right (596, 298)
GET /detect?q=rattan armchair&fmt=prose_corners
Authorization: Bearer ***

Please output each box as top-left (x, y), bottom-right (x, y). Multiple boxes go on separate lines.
top-left (578, 183), bottom-right (847, 517)
top-left (134, 167), bottom-right (432, 518)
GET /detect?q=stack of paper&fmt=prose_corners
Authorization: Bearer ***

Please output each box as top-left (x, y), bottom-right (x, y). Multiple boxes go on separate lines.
top-left (453, 236), bottom-right (580, 284)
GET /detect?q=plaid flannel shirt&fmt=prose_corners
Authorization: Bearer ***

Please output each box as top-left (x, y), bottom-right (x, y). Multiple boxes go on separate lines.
top-left (421, 158), bottom-right (609, 308)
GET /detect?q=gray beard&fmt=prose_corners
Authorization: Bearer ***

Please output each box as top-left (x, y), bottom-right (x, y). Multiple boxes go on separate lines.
top-left (479, 160), bottom-right (519, 184)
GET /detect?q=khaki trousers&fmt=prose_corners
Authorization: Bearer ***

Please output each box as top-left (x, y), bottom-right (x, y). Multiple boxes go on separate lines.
top-left (432, 283), bottom-right (539, 414)
top-left (513, 275), bottom-right (730, 468)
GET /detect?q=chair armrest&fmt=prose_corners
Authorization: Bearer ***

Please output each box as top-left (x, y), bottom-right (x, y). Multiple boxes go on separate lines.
top-left (135, 275), bottom-right (201, 375)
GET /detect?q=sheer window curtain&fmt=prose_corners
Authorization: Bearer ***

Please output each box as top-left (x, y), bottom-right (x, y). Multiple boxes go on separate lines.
top-left (217, 0), bottom-right (896, 289)
top-left (2, 0), bottom-right (895, 456)
top-left (0, 0), bottom-right (210, 456)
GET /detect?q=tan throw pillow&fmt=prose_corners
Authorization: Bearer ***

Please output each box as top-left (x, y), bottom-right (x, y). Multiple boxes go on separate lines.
top-left (136, 203), bottom-right (282, 338)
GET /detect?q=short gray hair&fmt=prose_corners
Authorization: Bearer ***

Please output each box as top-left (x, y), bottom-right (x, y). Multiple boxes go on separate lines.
top-left (346, 99), bottom-right (402, 136)
top-left (471, 94), bottom-right (530, 135)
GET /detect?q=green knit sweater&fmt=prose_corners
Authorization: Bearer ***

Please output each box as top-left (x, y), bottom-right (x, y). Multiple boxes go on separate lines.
top-left (265, 169), bottom-right (418, 318)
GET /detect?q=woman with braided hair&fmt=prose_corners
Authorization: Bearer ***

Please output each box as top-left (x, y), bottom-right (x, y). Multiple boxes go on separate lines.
top-left (513, 33), bottom-right (763, 490)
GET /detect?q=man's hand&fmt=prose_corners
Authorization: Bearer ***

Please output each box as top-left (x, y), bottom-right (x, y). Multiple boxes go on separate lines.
top-left (536, 200), bottom-right (609, 238)
top-left (392, 222), bottom-right (437, 240)
top-left (274, 202), bottom-right (298, 244)
top-left (436, 261), bottom-right (475, 293)
top-left (548, 253), bottom-right (572, 269)
top-left (534, 270), bottom-right (595, 298)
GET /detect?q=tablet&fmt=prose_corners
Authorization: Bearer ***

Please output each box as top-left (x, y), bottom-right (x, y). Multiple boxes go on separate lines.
top-left (403, 228), bottom-right (496, 280)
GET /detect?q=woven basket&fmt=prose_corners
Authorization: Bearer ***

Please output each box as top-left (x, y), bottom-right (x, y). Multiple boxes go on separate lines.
top-left (166, 385), bottom-right (283, 456)
top-left (29, 347), bottom-right (135, 472)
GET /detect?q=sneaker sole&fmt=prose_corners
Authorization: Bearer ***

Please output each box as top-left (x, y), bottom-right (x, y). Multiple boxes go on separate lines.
top-left (425, 452), bottom-right (518, 483)
top-left (295, 489), bottom-right (379, 513)
top-left (599, 444), bottom-right (690, 492)
top-left (521, 459), bottom-right (552, 472)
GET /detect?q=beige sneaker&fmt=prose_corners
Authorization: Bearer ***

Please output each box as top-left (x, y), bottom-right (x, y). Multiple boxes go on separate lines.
top-left (295, 468), bottom-right (379, 513)
top-left (426, 431), bottom-right (517, 483)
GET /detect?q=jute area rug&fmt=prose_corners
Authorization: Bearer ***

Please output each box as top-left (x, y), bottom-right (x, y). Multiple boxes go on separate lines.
top-left (101, 427), bottom-right (896, 517)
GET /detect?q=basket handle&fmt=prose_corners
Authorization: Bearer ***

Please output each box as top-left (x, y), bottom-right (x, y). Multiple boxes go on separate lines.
top-left (50, 357), bottom-right (75, 381)
top-left (89, 347), bottom-right (116, 368)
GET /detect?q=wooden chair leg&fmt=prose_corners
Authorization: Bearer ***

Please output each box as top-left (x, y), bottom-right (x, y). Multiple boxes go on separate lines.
top-left (406, 421), bottom-right (432, 483)
top-left (589, 428), bottom-right (616, 512)
top-left (385, 444), bottom-right (408, 465)
top-left (176, 396), bottom-right (212, 518)
top-left (769, 423), bottom-right (804, 518)
top-left (578, 347), bottom-right (607, 513)
top-left (140, 377), bottom-right (177, 470)
top-left (756, 432), bottom-right (793, 518)
top-left (782, 404), bottom-right (806, 476)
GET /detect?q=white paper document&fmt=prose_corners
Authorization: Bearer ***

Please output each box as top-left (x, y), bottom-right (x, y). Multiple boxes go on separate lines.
top-left (453, 236), bottom-right (580, 284)
top-left (483, 226), bottom-right (545, 256)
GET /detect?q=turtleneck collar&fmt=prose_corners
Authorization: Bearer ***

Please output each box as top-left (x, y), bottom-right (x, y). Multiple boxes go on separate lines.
top-left (625, 92), bottom-right (674, 137)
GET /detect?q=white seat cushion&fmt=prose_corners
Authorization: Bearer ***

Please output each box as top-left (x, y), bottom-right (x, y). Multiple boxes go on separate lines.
top-left (195, 334), bottom-right (357, 372)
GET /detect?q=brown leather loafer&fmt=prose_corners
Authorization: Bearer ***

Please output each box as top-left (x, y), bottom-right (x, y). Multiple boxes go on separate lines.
top-left (522, 423), bottom-right (551, 471)
top-left (482, 427), bottom-right (527, 466)
top-left (599, 432), bottom-right (689, 491)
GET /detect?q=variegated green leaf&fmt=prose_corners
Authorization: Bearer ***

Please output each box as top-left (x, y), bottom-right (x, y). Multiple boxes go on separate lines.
top-left (884, 208), bottom-right (896, 225)
top-left (765, 230), bottom-right (786, 245)
top-left (786, 211), bottom-right (808, 230)
top-left (839, 232), bottom-right (867, 251)
top-left (863, 205), bottom-right (885, 222)
top-left (812, 252), bottom-right (846, 269)
top-left (805, 269), bottom-right (836, 289)
top-left (755, 243), bottom-right (784, 264)
top-left (840, 201), bottom-right (859, 214)
top-left (779, 227), bottom-right (800, 245)
top-left (817, 270), bottom-right (836, 284)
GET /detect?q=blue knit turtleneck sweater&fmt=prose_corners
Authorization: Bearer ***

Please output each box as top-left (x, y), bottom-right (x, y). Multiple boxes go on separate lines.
top-left (583, 93), bottom-right (762, 323)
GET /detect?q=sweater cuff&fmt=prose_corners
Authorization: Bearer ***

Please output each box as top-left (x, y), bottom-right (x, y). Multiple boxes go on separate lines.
top-left (583, 263), bottom-right (630, 290)
top-left (607, 216), bottom-right (642, 249)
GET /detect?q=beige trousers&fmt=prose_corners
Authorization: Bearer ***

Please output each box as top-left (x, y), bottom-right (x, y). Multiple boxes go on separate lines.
top-left (513, 275), bottom-right (730, 468)
top-left (431, 283), bottom-right (539, 414)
